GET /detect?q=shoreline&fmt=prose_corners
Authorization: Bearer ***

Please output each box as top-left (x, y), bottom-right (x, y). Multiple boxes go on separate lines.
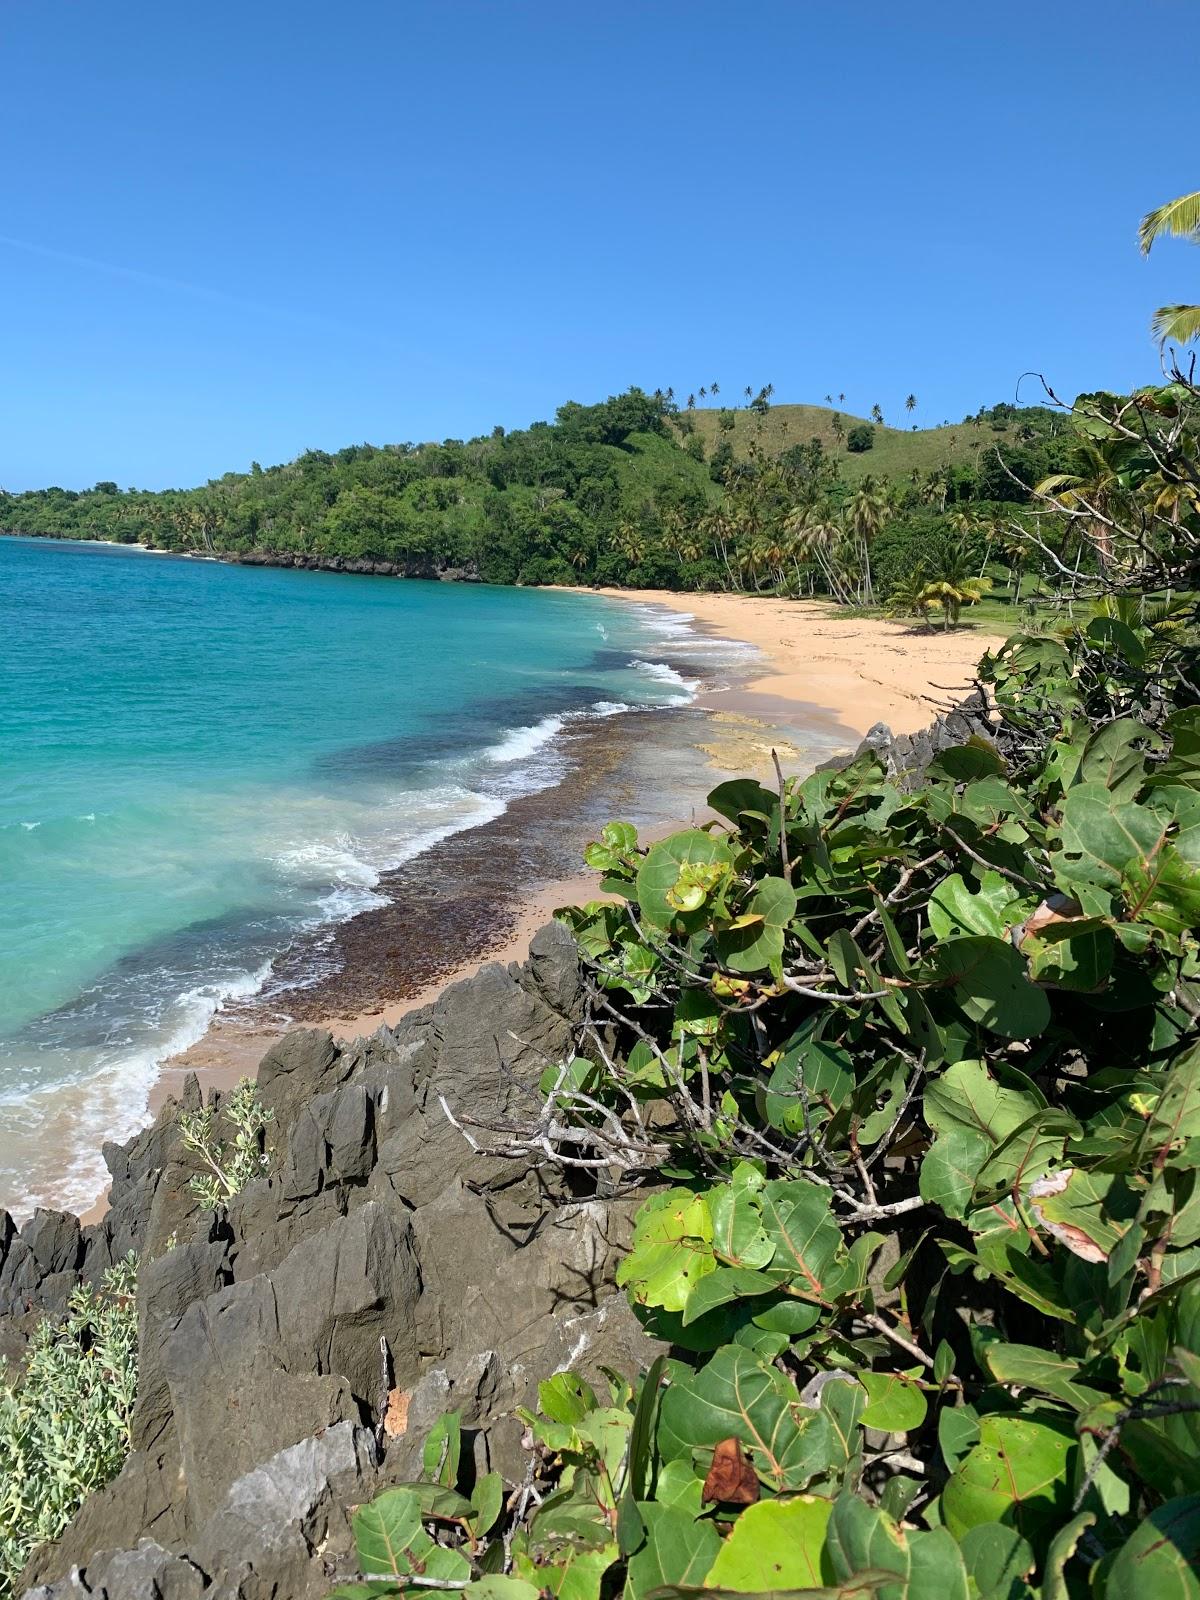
top-left (55, 587), bottom-right (1001, 1225)
top-left (148, 592), bottom-right (1000, 1089)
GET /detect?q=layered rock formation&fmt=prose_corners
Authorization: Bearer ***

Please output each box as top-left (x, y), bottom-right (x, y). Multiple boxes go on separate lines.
top-left (4, 923), bottom-right (657, 1600)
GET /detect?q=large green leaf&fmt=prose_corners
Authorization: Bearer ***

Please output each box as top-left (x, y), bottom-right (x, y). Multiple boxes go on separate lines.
top-left (757, 1179), bottom-right (843, 1302)
top-left (933, 937), bottom-right (1051, 1038)
top-left (941, 1415), bottom-right (1075, 1543)
top-left (1148, 706), bottom-right (1200, 793)
top-left (636, 829), bottom-right (733, 930)
top-left (657, 1345), bottom-right (835, 1491)
top-left (625, 1502), bottom-right (721, 1598)
top-left (353, 1487), bottom-right (422, 1578)
top-left (927, 873), bottom-right (1016, 940)
top-left (826, 1495), bottom-right (969, 1600)
top-left (981, 1343), bottom-right (1106, 1410)
top-left (1075, 716), bottom-right (1156, 800)
top-left (764, 1038), bottom-right (854, 1135)
top-left (1107, 1495), bottom-right (1200, 1598)
top-left (617, 1190), bottom-right (715, 1313)
top-left (717, 877), bottom-right (799, 974)
top-left (858, 1372), bottom-right (928, 1434)
top-left (709, 1167), bottom-right (774, 1269)
top-left (704, 1496), bottom-right (833, 1591)
top-left (1057, 783), bottom-right (1200, 938)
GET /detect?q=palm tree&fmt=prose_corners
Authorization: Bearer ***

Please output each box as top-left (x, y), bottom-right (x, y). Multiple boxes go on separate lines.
top-left (838, 392), bottom-right (845, 405)
top-left (744, 386), bottom-right (753, 403)
top-left (885, 565), bottom-right (932, 624)
top-left (1138, 189), bottom-right (1200, 345)
top-left (1036, 438), bottom-right (1133, 571)
top-left (871, 404), bottom-right (884, 426)
top-left (698, 386), bottom-right (707, 401)
top-left (687, 394), bottom-right (696, 410)
top-left (613, 520), bottom-right (647, 568)
top-left (847, 478), bottom-right (888, 604)
top-left (917, 545), bottom-right (991, 630)
top-left (905, 393), bottom-right (917, 417)
top-left (824, 394), bottom-right (833, 405)
top-left (710, 381), bottom-right (720, 397)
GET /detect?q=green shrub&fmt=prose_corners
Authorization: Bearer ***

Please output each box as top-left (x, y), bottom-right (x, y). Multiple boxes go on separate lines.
top-left (0, 1258), bottom-right (138, 1596)
top-left (178, 1078), bottom-right (273, 1209)
top-left (344, 609), bottom-right (1200, 1599)
top-left (846, 422), bottom-right (875, 451)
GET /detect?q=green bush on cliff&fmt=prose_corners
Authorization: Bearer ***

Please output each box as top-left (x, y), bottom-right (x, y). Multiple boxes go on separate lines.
top-left (177, 1077), bottom-right (274, 1210)
top-left (0, 1257), bottom-right (138, 1596)
top-left (335, 581), bottom-right (1200, 1596)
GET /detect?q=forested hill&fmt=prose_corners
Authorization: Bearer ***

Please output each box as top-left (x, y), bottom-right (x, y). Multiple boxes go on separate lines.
top-left (0, 388), bottom-right (1075, 592)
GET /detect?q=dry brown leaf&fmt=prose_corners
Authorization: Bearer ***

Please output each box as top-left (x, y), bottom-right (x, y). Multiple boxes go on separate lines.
top-left (702, 1436), bottom-right (760, 1505)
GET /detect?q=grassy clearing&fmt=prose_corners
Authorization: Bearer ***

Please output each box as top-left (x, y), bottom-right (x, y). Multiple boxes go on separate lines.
top-left (671, 402), bottom-right (1012, 484)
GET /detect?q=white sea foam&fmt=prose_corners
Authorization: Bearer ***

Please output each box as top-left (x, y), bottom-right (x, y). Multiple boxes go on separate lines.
top-left (484, 714), bottom-right (565, 763)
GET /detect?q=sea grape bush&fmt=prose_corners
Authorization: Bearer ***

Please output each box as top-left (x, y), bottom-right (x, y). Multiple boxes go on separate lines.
top-left (0, 1257), bottom-right (138, 1597)
top-left (336, 607), bottom-right (1200, 1599)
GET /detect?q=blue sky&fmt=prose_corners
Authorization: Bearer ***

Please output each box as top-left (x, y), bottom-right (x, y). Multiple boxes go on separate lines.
top-left (0, 0), bottom-right (1195, 491)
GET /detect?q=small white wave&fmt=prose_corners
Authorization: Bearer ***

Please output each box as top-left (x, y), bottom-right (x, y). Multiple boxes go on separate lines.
top-left (20, 821), bottom-right (40, 831)
top-left (631, 659), bottom-right (700, 695)
top-left (484, 714), bottom-right (565, 764)
top-left (589, 700), bottom-right (632, 716)
top-left (0, 957), bottom-right (276, 1219)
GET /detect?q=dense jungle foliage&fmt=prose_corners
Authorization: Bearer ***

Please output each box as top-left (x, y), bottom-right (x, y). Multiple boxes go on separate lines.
top-left (332, 373), bottom-right (1200, 1599)
top-left (0, 390), bottom-right (1075, 600)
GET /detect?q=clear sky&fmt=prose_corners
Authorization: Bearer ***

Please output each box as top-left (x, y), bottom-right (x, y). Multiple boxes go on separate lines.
top-left (0, 1), bottom-right (1195, 491)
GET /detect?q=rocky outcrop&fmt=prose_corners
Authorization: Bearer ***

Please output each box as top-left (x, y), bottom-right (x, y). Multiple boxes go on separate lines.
top-left (9, 921), bottom-right (659, 1600)
top-left (820, 687), bottom-right (999, 792)
top-left (227, 551), bottom-right (481, 583)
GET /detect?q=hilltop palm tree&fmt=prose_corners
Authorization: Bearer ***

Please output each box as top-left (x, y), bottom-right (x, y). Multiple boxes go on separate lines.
top-left (744, 385), bottom-right (753, 403)
top-left (687, 394), bottom-right (696, 410)
top-left (710, 381), bottom-right (720, 397)
top-left (698, 386), bottom-right (707, 401)
top-left (1138, 189), bottom-right (1200, 345)
top-left (824, 394), bottom-right (833, 405)
top-left (838, 392), bottom-right (845, 405)
top-left (871, 404), bottom-right (884, 426)
top-left (905, 393), bottom-right (917, 417)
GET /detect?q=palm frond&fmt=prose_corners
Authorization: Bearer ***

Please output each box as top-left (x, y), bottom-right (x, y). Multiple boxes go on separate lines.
top-left (1138, 192), bottom-right (1200, 254)
top-left (1150, 302), bottom-right (1200, 346)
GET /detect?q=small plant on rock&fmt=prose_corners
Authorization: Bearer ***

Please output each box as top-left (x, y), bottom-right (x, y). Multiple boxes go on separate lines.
top-left (0, 1256), bottom-right (138, 1597)
top-left (178, 1078), bottom-right (273, 1209)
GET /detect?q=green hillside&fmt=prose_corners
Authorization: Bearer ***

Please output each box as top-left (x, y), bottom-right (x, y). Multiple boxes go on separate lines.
top-left (671, 401), bottom-right (1057, 485)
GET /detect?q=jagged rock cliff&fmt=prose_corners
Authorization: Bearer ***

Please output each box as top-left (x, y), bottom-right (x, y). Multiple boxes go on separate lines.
top-left (5, 922), bottom-right (657, 1600)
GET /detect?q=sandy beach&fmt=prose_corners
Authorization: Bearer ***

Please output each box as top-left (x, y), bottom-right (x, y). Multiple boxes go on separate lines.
top-left (161, 595), bottom-right (1000, 1056)
top-left (72, 591), bottom-right (1001, 1221)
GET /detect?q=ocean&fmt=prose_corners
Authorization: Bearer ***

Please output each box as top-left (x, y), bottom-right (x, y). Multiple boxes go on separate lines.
top-left (0, 536), bottom-right (746, 1218)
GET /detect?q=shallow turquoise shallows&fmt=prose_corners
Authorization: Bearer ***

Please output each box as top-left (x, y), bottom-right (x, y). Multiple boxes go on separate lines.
top-left (0, 537), bottom-right (700, 1212)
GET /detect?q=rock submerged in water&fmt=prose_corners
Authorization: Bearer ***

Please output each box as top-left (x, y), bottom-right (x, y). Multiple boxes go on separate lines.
top-left (8, 921), bottom-right (660, 1600)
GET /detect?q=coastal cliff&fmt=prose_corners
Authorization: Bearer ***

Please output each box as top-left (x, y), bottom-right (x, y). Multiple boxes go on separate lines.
top-left (4, 922), bottom-right (657, 1599)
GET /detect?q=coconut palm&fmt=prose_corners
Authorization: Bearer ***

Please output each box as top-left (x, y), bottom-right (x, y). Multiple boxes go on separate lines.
top-left (846, 478), bottom-right (889, 604)
top-left (1138, 189), bottom-right (1200, 346)
top-left (710, 381), bottom-right (720, 397)
top-left (905, 393), bottom-right (917, 417)
top-left (871, 404), bottom-right (884, 426)
top-left (917, 544), bottom-right (992, 630)
top-left (885, 565), bottom-right (932, 624)
top-left (613, 520), bottom-right (647, 568)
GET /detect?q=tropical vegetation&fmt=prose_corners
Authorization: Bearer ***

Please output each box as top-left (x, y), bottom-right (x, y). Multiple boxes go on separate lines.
top-left (330, 353), bottom-right (1200, 1597)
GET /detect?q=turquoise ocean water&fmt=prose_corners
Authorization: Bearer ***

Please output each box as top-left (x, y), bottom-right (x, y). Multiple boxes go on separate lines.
top-left (0, 537), bottom-right (727, 1216)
